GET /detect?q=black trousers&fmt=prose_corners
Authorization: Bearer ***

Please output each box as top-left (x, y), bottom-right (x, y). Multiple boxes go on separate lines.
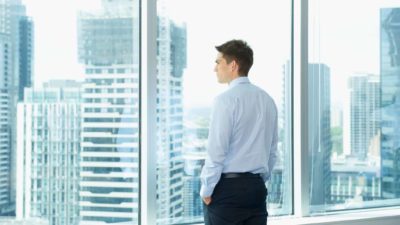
top-left (203, 176), bottom-right (268, 225)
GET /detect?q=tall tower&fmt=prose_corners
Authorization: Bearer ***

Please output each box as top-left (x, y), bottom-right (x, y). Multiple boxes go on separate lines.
top-left (78, 0), bottom-right (140, 223)
top-left (308, 63), bottom-right (332, 206)
top-left (0, 0), bottom-right (32, 215)
top-left (18, 16), bottom-right (33, 101)
top-left (0, 33), bottom-right (12, 216)
top-left (267, 60), bottom-right (292, 213)
top-left (380, 8), bottom-right (400, 199)
top-left (16, 80), bottom-right (81, 225)
top-left (349, 74), bottom-right (380, 160)
top-left (156, 0), bottom-right (187, 223)
top-left (182, 119), bottom-right (207, 220)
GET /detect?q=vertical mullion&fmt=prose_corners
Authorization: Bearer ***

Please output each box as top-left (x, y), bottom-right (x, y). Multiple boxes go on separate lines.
top-left (140, 0), bottom-right (157, 224)
top-left (294, 0), bottom-right (310, 218)
top-left (290, 0), bottom-right (295, 216)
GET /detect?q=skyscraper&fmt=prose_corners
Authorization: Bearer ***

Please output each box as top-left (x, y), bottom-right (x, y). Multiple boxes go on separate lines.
top-left (380, 8), bottom-right (400, 199)
top-left (308, 63), bottom-right (332, 207)
top-left (18, 16), bottom-right (33, 101)
top-left (0, 33), bottom-right (12, 216)
top-left (78, 0), bottom-right (140, 223)
top-left (156, 1), bottom-right (187, 223)
top-left (16, 80), bottom-right (81, 225)
top-left (182, 119), bottom-right (207, 220)
top-left (267, 60), bottom-right (292, 214)
top-left (349, 74), bottom-right (380, 160)
top-left (0, 0), bottom-right (32, 215)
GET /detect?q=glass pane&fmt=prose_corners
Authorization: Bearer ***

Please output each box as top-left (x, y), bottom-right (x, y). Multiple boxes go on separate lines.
top-left (308, 0), bottom-right (400, 213)
top-left (156, 0), bottom-right (292, 224)
top-left (0, 0), bottom-right (140, 224)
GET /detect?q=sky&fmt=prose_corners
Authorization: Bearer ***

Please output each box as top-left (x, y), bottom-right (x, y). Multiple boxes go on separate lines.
top-left (21, 0), bottom-right (400, 110)
top-left (165, 0), bottom-right (291, 108)
top-left (22, 0), bottom-right (86, 85)
top-left (21, 0), bottom-right (290, 109)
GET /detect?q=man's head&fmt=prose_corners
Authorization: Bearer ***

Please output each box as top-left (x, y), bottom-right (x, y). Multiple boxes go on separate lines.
top-left (214, 40), bottom-right (253, 84)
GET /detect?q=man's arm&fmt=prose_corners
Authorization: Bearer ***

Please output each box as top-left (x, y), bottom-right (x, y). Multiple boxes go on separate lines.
top-left (268, 116), bottom-right (278, 178)
top-left (200, 96), bottom-right (233, 199)
top-left (263, 110), bottom-right (278, 182)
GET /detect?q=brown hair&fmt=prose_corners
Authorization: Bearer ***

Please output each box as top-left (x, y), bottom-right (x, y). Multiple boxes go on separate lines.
top-left (215, 39), bottom-right (253, 76)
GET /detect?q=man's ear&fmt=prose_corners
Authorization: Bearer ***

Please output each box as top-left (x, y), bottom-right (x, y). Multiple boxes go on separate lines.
top-left (231, 60), bottom-right (238, 72)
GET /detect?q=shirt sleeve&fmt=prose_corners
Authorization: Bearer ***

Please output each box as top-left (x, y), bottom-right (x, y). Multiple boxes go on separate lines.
top-left (263, 107), bottom-right (278, 182)
top-left (200, 96), bottom-right (233, 198)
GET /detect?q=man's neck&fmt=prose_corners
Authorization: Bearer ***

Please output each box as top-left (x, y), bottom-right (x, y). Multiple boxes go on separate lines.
top-left (228, 74), bottom-right (240, 85)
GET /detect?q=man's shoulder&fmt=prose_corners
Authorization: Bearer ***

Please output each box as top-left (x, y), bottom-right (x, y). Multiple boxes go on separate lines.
top-left (251, 84), bottom-right (275, 99)
top-left (214, 91), bottom-right (233, 104)
top-left (251, 85), bottom-right (278, 111)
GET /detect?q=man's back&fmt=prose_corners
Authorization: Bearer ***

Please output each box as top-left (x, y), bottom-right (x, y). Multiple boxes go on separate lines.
top-left (217, 79), bottom-right (277, 176)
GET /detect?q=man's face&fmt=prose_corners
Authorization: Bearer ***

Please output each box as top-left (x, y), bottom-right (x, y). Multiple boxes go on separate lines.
top-left (214, 53), bottom-right (233, 84)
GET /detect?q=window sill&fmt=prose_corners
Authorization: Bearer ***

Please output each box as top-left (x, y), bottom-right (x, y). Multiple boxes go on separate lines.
top-left (269, 207), bottom-right (400, 225)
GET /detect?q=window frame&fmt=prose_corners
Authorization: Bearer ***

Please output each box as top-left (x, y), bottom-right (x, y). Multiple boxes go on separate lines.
top-left (141, 0), bottom-right (400, 224)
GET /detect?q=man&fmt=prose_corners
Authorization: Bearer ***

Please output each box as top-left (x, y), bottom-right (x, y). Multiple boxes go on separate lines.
top-left (200, 39), bottom-right (278, 225)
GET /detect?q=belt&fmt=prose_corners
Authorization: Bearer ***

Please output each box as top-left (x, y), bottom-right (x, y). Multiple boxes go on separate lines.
top-left (221, 172), bottom-right (262, 179)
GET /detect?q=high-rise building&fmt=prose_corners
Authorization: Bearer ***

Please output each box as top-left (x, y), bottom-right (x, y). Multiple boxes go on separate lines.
top-left (0, 33), bottom-right (12, 216)
top-left (156, 1), bottom-right (187, 223)
top-left (0, 0), bottom-right (33, 215)
top-left (16, 80), bottom-right (81, 225)
top-left (18, 16), bottom-right (33, 101)
top-left (78, 0), bottom-right (140, 224)
top-left (181, 119), bottom-right (207, 220)
top-left (349, 74), bottom-right (380, 160)
top-left (181, 152), bottom-right (205, 222)
top-left (380, 8), bottom-right (400, 199)
top-left (308, 63), bottom-right (332, 206)
top-left (267, 61), bottom-right (292, 214)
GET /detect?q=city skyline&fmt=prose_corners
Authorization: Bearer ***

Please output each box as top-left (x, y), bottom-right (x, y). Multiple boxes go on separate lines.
top-left (20, 0), bottom-right (400, 109)
top-left (21, 0), bottom-right (291, 109)
top-left (2, 1), bottom-right (400, 225)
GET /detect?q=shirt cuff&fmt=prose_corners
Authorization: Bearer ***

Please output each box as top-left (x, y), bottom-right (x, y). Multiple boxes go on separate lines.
top-left (262, 172), bottom-right (270, 182)
top-left (200, 185), bottom-right (214, 198)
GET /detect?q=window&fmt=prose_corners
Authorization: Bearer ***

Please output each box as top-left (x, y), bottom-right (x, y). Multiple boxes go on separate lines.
top-left (2, 0), bottom-right (141, 224)
top-left (155, 0), bottom-right (292, 224)
top-left (308, 0), bottom-right (400, 214)
top-left (2, 1), bottom-right (400, 225)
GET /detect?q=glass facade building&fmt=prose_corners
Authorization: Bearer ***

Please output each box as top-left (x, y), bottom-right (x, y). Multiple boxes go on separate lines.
top-left (16, 81), bottom-right (81, 225)
top-left (0, 0), bottom-right (32, 216)
top-left (380, 8), bottom-right (400, 200)
top-left (0, 33), bottom-right (11, 216)
top-left (156, 1), bottom-right (187, 223)
top-left (308, 63), bottom-right (332, 209)
top-left (349, 74), bottom-right (380, 160)
top-left (78, 0), bottom-right (140, 223)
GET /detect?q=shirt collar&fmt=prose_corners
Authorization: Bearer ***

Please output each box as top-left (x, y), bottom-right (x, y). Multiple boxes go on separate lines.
top-left (229, 76), bottom-right (250, 89)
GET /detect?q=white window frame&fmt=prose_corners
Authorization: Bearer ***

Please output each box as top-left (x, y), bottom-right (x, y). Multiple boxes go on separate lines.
top-left (140, 0), bottom-right (400, 224)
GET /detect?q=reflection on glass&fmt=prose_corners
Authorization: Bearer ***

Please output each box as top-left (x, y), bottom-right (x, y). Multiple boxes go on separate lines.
top-left (309, 0), bottom-right (400, 213)
top-left (156, 0), bottom-right (292, 224)
top-left (381, 8), bottom-right (400, 201)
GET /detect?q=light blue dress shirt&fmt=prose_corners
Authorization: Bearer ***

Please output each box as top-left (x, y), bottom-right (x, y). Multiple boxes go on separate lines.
top-left (200, 77), bottom-right (278, 198)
